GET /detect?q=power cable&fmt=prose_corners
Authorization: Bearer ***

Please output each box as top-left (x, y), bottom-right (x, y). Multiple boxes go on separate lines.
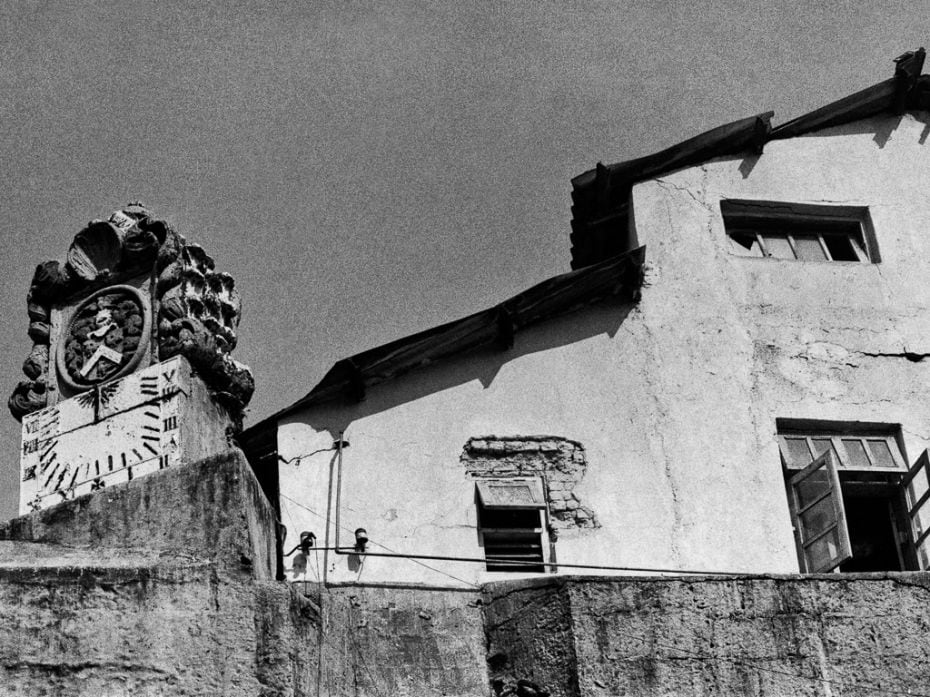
top-left (280, 493), bottom-right (479, 589)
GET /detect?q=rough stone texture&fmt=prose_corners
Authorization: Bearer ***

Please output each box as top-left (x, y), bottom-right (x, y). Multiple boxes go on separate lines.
top-left (1, 449), bottom-right (275, 580)
top-left (318, 585), bottom-right (489, 697)
top-left (463, 436), bottom-right (597, 531)
top-left (484, 574), bottom-right (930, 697)
top-left (0, 563), bottom-right (315, 697)
top-left (0, 449), bottom-right (319, 696)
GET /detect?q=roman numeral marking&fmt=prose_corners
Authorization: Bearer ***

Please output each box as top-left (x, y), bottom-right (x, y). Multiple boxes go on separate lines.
top-left (22, 439), bottom-right (38, 456)
top-left (158, 455), bottom-right (169, 469)
top-left (162, 368), bottom-right (177, 383)
top-left (164, 416), bottom-right (178, 431)
top-left (140, 375), bottom-right (158, 396)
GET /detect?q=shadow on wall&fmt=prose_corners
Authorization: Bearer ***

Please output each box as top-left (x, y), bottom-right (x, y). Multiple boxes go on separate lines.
top-left (737, 114), bottom-right (926, 179)
top-left (284, 298), bottom-right (636, 438)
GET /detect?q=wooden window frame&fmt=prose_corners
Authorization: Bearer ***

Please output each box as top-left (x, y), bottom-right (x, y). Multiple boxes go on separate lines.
top-left (721, 200), bottom-right (878, 263)
top-left (787, 450), bottom-right (853, 573)
top-left (476, 477), bottom-right (549, 573)
top-left (902, 450), bottom-right (930, 569)
top-left (780, 420), bottom-right (930, 572)
top-left (778, 433), bottom-right (906, 472)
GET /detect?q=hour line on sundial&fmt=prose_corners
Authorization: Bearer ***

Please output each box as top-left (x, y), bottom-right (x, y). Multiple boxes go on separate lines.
top-left (43, 461), bottom-right (64, 488)
top-left (53, 465), bottom-right (69, 491)
top-left (39, 452), bottom-right (58, 476)
top-left (140, 375), bottom-right (159, 396)
top-left (40, 438), bottom-right (58, 459)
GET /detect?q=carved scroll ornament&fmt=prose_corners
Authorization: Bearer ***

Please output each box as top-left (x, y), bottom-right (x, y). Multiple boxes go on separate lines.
top-left (9, 204), bottom-right (254, 424)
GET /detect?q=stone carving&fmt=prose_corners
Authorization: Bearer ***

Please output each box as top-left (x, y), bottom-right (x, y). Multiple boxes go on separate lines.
top-left (9, 203), bottom-right (253, 423)
top-left (59, 286), bottom-right (149, 388)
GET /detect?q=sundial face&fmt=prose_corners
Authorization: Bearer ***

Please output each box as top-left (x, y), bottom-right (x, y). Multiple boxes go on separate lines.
top-left (56, 285), bottom-right (151, 392)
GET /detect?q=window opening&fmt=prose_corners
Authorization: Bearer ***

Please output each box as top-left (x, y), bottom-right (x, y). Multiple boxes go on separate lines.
top-left (722, 200), bottom-right (877, 263)
top-left (779, 424), bottom-right (929, 572)
top-left (475, 478), bottom-right (548, 572)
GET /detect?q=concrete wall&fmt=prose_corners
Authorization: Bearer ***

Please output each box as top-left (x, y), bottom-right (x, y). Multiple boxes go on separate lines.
top-left (317, 585), bottom-right (488, 697)
top-left (276, 113), bottom-right (930, 585)
top-left (0, 450), bottom-right (319, 696)
top-left (4, 446), bottom-right (930, 696)
top-left (484, 574), bottom-right (930, 697)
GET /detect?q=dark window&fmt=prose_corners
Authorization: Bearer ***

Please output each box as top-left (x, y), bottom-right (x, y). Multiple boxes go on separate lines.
top-left (475, 478), bottom-right (548, 572)
top-left (722, 200), bottom-right (877, 263)
top-left (778, 423), bottom-right (930, 572)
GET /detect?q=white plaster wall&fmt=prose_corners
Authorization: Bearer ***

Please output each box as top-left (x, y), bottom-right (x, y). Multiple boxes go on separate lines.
top-left (277, 113), bottom-right (930, 586)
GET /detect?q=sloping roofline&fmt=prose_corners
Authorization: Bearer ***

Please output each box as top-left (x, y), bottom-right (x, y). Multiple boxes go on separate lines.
top-left (242, 245), bottom-right (645, 441)
top-left (241, 48), bottom-right (926, 452)
top-left (570, 48), bottom-right (928, 268)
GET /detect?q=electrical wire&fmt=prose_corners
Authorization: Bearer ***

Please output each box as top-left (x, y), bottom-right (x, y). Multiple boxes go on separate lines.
top-left (282, 492), bottom-right (756, 576)
top-left (279, 493), bottom-right (479, 589)
top-left (278, 446), bottom-right (337, 467)
top-left (282, 497), bottom-right (926, 695)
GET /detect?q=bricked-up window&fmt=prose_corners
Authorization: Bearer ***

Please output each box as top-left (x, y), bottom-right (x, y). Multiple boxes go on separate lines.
top-left (778, 423), bottom-right (930, 572)
top-left (476, 478), bottom-right (547, 572)
top-left (721, 200), bottom-right (878, 263)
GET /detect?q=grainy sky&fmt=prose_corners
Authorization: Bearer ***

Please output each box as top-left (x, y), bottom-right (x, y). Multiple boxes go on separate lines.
top-left (0, 1), bottom-right (924, 518)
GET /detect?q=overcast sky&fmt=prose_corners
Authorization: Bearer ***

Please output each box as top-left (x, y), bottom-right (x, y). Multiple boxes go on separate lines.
top-left (0, 1), bottom-right (923, 518)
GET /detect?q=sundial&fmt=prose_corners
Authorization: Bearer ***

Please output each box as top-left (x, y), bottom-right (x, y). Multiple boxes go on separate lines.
top-left (10, 204), bottom-right (254, 513)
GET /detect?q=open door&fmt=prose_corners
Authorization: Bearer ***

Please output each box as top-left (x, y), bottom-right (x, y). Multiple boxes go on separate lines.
top-left (903, 449), bottom-right (930, 569)
top-left (788, 450), bottom-right (852, 572)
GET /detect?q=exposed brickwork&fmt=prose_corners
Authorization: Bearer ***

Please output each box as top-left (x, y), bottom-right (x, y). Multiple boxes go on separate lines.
top-left (461, 436), bottom-right (598, 532)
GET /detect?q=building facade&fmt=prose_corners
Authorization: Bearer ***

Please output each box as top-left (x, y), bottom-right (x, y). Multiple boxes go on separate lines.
top-left (244, 53), bottom-right (930, 589)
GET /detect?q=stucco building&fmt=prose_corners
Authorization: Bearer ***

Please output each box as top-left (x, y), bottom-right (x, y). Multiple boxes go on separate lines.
top-left (243, 50), bottom-right (930, 591)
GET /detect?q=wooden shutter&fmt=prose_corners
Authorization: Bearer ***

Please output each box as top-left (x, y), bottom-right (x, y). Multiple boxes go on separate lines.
top-left (903, 449), bottom-right (930, 569)
top-left (788, 450), bottom-right (852, 572)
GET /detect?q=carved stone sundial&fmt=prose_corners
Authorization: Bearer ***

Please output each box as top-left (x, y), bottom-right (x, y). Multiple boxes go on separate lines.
top-left (10, 204), bottom-right (255, 514)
